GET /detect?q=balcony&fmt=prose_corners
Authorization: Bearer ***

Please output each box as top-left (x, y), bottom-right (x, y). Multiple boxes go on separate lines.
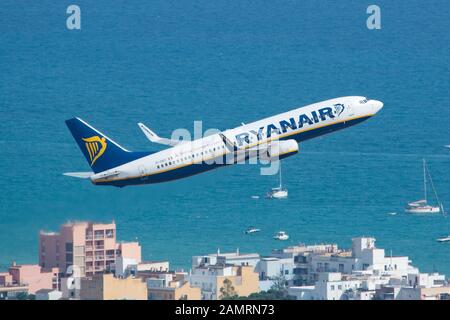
top-left (85, 256), bottom-right (93, 262)
top-left (105, 255), bottom-right (115, 260)
top-left (94, 266), bottom-right (104, 271)
top-left (85, 235), bottom-right (93, 240)
top-left (94, 256), bottom-right (105, 261)
top-left (85, 246), bottom-right (93, 251)
top-left (95, 245), bottom-right (104, 250)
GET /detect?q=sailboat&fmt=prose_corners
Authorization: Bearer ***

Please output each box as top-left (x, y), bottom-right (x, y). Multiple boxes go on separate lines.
top-left (405, 159), bottom-right (444, 214)
top-left (266, 161), bottom-right (288, 199)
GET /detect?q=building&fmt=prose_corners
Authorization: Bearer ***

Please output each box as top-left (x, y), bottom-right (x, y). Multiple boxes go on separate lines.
top-left (192, 249), bottom-right (260, 270)
top-left (7, 263), bottom-right (58, 294)
top-left (271, 243), bottom-right (339, 286)
top-left (35, 289), bottom-right (63, 300)
top-left (283, 237), bottom-right (450, 300)
top-left (0, 263), bottom-right (58, 299)
top-left (39, 221), bottom-right (141, 277)
top-left (190, 262), bottom-right (259, 300)
top-left (0, 284), bottom-right (29, 300)
top-left (273, 237), bottom-right (417, 286)
top-left (257, 256), bottom-right (295, 291)
top-left (115, 257), bottom-right (169, 278)
top-left (80, 273), bottom-right (147, 300)
top-left (147, 272), bottom-right (201, 300)
top-left (288, 272), bottom-right (390, 300)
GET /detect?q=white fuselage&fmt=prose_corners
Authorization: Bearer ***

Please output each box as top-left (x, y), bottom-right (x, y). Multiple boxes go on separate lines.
top-left (92, 96), bottom-right (383, 186)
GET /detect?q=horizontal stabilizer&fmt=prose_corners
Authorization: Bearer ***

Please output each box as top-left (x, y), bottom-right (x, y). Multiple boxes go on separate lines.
top-left (138, 123), bottom-right (184, 147)
top-left (63, 172), bottom-right (94, 179)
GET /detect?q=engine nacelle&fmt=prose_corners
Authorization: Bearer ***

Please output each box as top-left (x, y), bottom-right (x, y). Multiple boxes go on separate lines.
top-left (263, 139), bottom-right (299, 161)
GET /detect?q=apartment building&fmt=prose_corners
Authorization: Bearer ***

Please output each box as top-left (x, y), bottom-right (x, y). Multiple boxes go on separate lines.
top-left (39, 221), bottom-right (141, 277)
top-left (147, 272), bottom-right (201, 300)
top-left (80, 273), bottom-right (147, 300)
top-left (0, 263), bottom-right (58, 298)
top-left (190, 263), bottom-right (259, 300)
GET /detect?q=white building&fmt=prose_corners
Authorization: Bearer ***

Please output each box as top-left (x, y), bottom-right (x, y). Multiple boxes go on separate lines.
top-left (309, 237), bottom-right (415, 278)
top-left (191, 249), bottom-right (260, 270)
top-left (115, 256), bottom-right (169, 278)
top-left (285, 237), bottom-right (449, 300)
top-left (288, 272), bottom-right (389, 300)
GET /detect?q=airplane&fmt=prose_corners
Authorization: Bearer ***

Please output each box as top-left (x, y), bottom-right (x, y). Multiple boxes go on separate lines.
top-left (64, 96), bottom-right (383, 187)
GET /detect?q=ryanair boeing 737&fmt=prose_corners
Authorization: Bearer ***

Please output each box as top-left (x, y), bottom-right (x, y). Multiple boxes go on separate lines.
top-left (64, 96), bottom-right (383, 187)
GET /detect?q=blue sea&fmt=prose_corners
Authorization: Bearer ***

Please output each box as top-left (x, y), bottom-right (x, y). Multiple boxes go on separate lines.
top-left (1, 1), bottom-right (449, 275)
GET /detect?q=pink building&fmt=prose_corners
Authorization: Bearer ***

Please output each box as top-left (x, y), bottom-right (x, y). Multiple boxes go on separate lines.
top-left (39, 221), bottom-right (141, 277)
top-left (6, 263), bottom-right (57, 294)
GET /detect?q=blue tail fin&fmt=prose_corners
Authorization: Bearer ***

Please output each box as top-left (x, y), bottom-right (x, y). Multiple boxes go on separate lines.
top-left (65, 118), bottom-right (151, 173)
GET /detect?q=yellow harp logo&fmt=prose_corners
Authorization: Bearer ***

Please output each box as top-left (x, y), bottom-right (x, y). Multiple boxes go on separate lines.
top-left (83, 136), bottom-right (107, 166)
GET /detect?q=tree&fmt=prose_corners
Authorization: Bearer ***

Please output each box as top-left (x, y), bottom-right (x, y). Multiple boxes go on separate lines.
top-left (270, 275), bottom-right (288, 293)
top-left (235, 275), bottom-right (295, 300)
top-left (219, 278), bottom-right (238, 300)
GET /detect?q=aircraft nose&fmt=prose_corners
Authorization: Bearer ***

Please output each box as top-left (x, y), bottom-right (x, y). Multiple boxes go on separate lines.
top-left (371, 100), bottom-right (384, 114)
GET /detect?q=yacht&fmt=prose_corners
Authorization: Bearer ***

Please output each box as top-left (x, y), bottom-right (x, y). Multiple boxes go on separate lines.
top-left (273, 231), bottom-right (289, 241)
top-left (405, 159), bottom-right (444, 214)
top-left (245, 227), bottom-right (260, 234)
top-left (436, 236), bottom-right (450, 243)
top-left (267, 162), bottom-right (288, 199)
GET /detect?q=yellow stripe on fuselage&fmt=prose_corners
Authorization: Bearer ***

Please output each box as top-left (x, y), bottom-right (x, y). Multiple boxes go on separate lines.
top-left (93, 114), bottom-right (372, 184)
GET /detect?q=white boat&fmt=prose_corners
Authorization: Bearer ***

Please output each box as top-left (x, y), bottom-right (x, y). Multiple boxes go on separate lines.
top-left (267, 162), bottom-right (288, 199)
top-left (387, 212), bottom-right (397, 216)
top-left (405, 159), bottom-right (444, 214)
top-left (437, 236), bottom-right (450, 242)
top-left (273, 231), bottom-right (289, 241)
top-left (245, 227), bottom-right (260, 234)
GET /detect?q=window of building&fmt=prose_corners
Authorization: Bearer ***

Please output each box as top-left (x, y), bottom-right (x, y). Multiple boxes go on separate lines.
top-left (65, 242), bottom-right (73, 252)
top-left (106, 229), bottom-right (114, 238)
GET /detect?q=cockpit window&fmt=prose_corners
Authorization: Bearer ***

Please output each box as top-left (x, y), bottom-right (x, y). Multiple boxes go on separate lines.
top-left (359, 98), bottom-right (368, 104)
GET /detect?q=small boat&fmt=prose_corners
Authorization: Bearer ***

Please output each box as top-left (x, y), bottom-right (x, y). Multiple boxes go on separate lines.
top-left (387, 212), bottom-right (397, 216)
top-left (436, 236), bottom-right (450, 242)
top-left (251, 195), bottom-right (260, 199)
top-left (405, 159), bottom-right (444, 214)
top-left (273, 231), bottom-right (289, 241)
top-left (245, 227), bottom-right (260, 234)
top-left (267, 162), bottom-right (288, 199)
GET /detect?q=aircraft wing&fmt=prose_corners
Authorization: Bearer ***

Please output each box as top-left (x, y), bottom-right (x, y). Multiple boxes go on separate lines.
top-left (138, 123), bottom-right (184, 147)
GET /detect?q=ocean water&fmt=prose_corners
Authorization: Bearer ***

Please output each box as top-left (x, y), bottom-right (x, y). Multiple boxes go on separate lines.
top-left (1, 1), bottom-right (449, 275)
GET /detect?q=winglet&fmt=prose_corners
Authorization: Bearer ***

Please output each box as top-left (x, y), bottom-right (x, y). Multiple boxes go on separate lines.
top-left (138, 123), bottom-right (184, 146)
top-left (138, 123), bottom-right (159, 142)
